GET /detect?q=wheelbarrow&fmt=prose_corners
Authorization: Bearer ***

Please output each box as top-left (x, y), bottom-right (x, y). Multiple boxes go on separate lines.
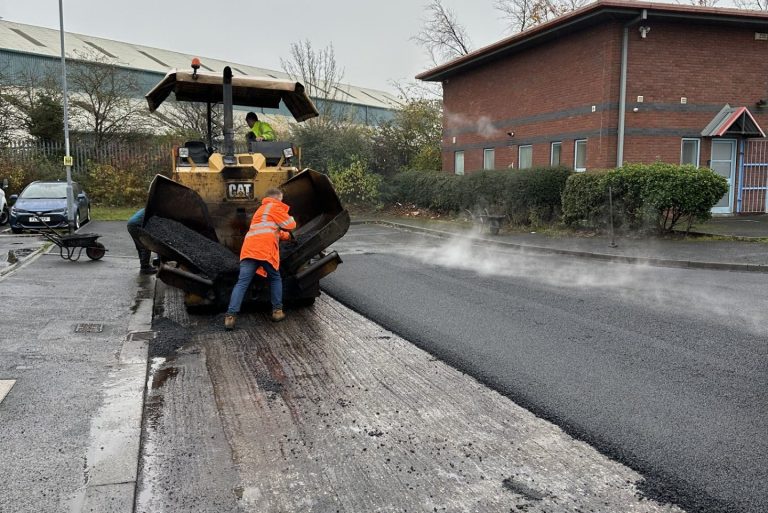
top-left (467, 209), bottom-right (508, 235)
top-left (33, 219), bottom-right (107, 261)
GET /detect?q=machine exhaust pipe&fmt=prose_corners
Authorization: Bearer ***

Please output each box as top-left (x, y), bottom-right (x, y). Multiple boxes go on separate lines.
top-left (222, 66), bottom-right (236, 165)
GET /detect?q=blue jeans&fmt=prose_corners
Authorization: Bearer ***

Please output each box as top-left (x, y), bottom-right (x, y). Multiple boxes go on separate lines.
top-left (227, 258), bottom-right (282, 314)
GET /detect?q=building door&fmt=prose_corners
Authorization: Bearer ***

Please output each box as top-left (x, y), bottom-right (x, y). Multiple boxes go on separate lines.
top-left (710, 139), bottom-right (737, 214)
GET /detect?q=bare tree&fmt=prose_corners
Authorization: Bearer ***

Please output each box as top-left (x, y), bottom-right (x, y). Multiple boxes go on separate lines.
top-left (734, 0), bottom-right (766, 7)
top-left (0, 68), bottom-right (19, 144)
top-left (67, 50), bottom-right (148, 147)
top-left (677, 0), bottom-right (719, 5)
top-left (390, 79), bottom-right (441, 103)
top-left (412, 0), bottom-right (473, 65)
top-left (495, 0), bottom-right (589, 33)
top-left (153, 101), bottom-right (223, 143)
top-left (281, 40), bottom-right (348, 125)
top-left (3, 65), bottom-right (64, 142)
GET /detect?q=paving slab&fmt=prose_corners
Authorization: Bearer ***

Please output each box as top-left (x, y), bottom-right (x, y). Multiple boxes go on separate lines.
top-left (0, 221), bottom-right (152, 513)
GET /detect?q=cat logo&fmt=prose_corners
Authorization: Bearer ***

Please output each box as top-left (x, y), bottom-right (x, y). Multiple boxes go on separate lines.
top-left (226, 182), bottom-right (254, 200)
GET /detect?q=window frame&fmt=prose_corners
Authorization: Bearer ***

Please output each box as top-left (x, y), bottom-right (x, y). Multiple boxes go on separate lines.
top-left (483, 148), bottom-right (495, 170)
top-left (454, 150), bottom-right (465, 175)
top-left (680, 138), bottom-right (700, 167)
top-left (574, 139), bottom-right (587, 172)
top-left (550, 141), bottom-right (562, 167)
top-left (518, 145), bottom-right (533, 170)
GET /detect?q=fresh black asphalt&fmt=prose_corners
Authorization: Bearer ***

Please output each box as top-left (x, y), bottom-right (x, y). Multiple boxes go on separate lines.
top-left (322, 225), bottom-right (768, 513)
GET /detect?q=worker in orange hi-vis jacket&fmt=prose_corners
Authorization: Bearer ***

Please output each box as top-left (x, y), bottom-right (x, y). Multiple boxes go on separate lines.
top-left (224, 188), bottom-right (296, 330)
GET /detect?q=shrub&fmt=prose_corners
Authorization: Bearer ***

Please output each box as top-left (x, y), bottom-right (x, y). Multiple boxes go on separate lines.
top-left (385, 167), bottom-right (572, 225)
top-left (86, 162), bottom-right (149, 207)
top-left (562, 163), bottom-right (728, 233)
top-left (621, 162), bottom-right (727, 232)
top-left (329, 158), bottom-right (383, 206)
top-left (0, 157), bottom-right (63, 197)
top-left (561, 171), bottom-right (611, 228)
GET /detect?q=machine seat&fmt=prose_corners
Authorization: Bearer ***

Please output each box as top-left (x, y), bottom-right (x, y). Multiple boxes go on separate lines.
top-left (247, 141), bottom-right (293, 166)
top-left (182, 140), bottom-right (211, 165)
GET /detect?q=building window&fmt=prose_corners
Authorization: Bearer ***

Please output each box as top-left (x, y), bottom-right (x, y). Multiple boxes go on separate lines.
top-left (454, 151), bottom-right (464, 175)
top-left (574, 139), bottom-right (587, 172)
top-left (483, 148), bottom-right (495, 170)
top-left (550, 142), bottom-right (562, 167)
top-left (518, 145), bottom-right (533, 169)
top-left (681, 138), bottom-right (700, 167)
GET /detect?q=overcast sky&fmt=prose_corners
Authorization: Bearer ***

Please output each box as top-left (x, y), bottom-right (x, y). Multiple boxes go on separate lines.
top-left (0, 0), bottom-right (515, 93)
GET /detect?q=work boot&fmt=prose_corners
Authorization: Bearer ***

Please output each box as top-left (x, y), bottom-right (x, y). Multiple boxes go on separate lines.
top-left (224, 314), bottom-right (236, 331)
top-left (271, 309), bottom-right (285, 322)
top-left (140, 265), bottom-right (157, 275)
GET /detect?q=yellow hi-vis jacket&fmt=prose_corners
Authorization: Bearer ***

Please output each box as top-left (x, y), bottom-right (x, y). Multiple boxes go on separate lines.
top-left (249, 121), bottom-right (275, 141)
top-left (240, 197), bottom-right (296, 276)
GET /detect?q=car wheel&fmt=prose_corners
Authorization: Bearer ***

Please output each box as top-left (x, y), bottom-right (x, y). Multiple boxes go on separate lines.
top-left (85, 206), bottom-right (91, 224)
top-left (11, 226), bottom-right (22, 234)
top-left (74, 212), bottom-right (81, 230)
top-left (0, 206), bottom-right (8, 226)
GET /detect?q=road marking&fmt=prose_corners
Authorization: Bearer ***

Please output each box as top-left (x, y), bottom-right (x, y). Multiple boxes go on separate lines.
top-left (0, 380), bottom-right (16, 403)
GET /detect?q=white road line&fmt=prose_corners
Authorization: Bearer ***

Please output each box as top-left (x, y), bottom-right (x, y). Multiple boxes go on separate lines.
top-left (0, 380), bottom-right (16, 403)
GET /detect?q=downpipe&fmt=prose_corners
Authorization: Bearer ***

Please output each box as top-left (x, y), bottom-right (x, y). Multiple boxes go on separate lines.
top-left (617, 9), bottom-right (647, 168)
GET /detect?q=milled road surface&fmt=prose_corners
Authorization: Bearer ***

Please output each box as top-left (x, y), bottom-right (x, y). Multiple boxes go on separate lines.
top-left (322, 224), bottom-right (768, 513)
top-left (137, 283), bottom-right (683, 513)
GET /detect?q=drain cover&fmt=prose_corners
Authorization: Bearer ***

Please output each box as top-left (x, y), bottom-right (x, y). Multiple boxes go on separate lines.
top-left (75, 323), bottom-right (104, 333)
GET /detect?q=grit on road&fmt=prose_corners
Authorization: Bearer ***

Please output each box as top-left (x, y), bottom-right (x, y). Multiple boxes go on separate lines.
top-left (322, 224), bottom-right (768, 513)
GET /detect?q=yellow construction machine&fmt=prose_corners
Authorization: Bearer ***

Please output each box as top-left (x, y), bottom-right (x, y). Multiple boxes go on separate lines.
top-left (136, 63), bottom-right (349, 309)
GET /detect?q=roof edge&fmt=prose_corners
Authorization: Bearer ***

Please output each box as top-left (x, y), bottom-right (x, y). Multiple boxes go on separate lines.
top-left (417, 0), bottom-right (768, 81)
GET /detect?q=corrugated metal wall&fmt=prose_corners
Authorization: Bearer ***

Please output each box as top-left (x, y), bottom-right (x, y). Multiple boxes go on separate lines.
top-left (0, 49), bottom-right (394, 126)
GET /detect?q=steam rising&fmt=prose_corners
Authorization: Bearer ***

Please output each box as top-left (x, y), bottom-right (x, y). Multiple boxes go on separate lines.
top-left (383, 229), bottom-right (768, 336)
top-left (445, 112), bottom-right (503, 140)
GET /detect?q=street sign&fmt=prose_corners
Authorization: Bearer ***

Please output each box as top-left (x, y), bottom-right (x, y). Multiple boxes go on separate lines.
top-left (63, 156), bottom-right (73, 166)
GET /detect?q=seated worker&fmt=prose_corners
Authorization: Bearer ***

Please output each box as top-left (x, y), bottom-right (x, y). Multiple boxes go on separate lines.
top-left (224, 188), bottom-right (296, 330)
top-left (126, 208), bottom-right (156, 274)
top-left (245, 112), bottom-right (275, 142)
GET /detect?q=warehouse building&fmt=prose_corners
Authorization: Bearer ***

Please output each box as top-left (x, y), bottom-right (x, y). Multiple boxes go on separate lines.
top-left (417, 1), bottom-right (768, 214)
top-left (0, 19), bottom-right (401, 127)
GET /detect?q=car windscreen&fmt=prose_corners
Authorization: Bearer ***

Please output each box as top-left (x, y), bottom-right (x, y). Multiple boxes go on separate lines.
top-left (20, 183), bottom-right (68, 199)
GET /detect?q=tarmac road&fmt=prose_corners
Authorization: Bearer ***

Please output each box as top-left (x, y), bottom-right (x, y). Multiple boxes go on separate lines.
top-left (322, 224), bottom-right (768, 513)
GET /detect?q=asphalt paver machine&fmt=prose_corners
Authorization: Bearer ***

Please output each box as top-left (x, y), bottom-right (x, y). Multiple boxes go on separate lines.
top-left (137, 62), bottom-right (349, 309)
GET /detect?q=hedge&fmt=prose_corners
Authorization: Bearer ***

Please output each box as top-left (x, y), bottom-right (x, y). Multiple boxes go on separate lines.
top-left (561, 162), bottom-right (728, 233)
top-left (385, 167), bottom-right (572, 225)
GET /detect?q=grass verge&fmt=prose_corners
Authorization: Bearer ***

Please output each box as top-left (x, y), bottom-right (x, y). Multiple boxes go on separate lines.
top-left (91, 206), bottom-right (141, 222)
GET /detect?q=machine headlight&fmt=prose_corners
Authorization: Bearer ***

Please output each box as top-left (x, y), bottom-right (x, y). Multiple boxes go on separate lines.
top-left (178, 147), bottom-right (189, 158)
top-left (282, 147), bottom-right (294, 159)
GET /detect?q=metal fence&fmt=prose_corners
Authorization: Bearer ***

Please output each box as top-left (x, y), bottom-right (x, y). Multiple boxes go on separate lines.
top-left (740, 139), bottom-right (768, 213)
top-left (0, 139), bottom-right (175, 176)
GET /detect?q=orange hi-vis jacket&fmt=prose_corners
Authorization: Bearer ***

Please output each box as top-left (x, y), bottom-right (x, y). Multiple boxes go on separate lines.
top-left (240, 197), bottom-right (296, 276)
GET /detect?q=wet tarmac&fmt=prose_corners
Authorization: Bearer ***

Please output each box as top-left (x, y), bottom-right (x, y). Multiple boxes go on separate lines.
top-left (136, 282), bottom-right (685, 513)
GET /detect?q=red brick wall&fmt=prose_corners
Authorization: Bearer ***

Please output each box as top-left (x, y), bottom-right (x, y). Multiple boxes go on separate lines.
top-left (623, 21), bottom-right (768, 166)
top-left (440, 18), bottom-right (768, 176)
top-left (442, 23), bottom-right (623, 173)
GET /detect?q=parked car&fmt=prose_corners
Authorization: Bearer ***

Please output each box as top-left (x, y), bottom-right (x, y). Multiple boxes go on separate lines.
top-left (9, 181), bottom-right (91, 234)
top-left (0, 187), bottom-right (8, 226)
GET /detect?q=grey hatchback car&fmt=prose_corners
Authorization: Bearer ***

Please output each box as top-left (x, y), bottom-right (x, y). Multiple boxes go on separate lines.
top-left (9, 181), bottom-right (91, 233)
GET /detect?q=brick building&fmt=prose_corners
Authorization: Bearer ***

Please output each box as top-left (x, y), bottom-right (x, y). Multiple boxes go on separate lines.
top-left (417, 1), bottom-right (768, 214)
